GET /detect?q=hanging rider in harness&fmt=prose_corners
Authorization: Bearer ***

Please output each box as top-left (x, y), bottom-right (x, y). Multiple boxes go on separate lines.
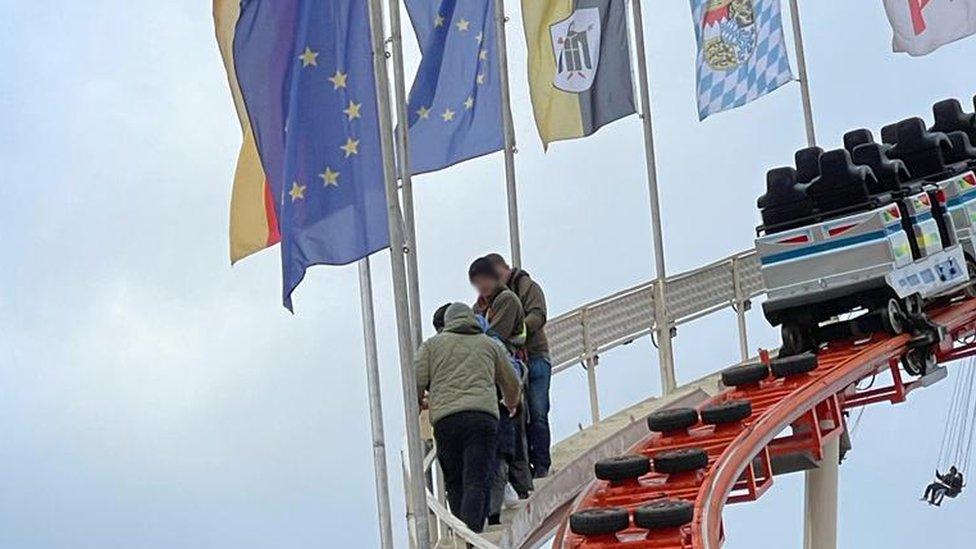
top-left (923, 466), bottom-right (965, 506)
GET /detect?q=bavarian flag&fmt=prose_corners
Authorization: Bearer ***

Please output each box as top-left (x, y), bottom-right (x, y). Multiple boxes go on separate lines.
top-left (521, 0), bottom-right (636, 147)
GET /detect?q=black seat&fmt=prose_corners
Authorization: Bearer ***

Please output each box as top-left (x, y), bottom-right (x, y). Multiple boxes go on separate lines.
top-left (887, 117), bottom-right (952, 178)
top-left (881, 122), bottom-right (900, 145)
top-left (851, 143), bottom-right (911, 194)
top-left (795, 146), bottom-right (823, 184)
top-left (932, 99), bottom-right (976, 144)
top-left (844, 129), bottom-right (875, 154)
top-left (758, 167), bottom-right (814, 233)
top-left (806, 149), bottom-right (877, 216)
top-left (945, 131), bottom-right (976, 164)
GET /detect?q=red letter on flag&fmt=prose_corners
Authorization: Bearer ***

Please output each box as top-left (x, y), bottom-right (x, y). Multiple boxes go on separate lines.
top-left (909, 0), bottom-right (933, 36)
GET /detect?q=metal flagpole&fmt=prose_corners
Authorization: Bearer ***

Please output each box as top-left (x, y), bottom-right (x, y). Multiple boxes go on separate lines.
top-left (493, 0), bottom-right (524, 268)
top-left (786, 5), bottom-right (833, 549)
top-left (628, 0), bottom-right (676, 394)
top-left (357, 258), bottom-right (395, 549)
top-left (384, 0), bottom-right (424, 348)
top-left (788, 0), bottom-right (817, 147)
top-left (365, 0), bottom-right (432, 546)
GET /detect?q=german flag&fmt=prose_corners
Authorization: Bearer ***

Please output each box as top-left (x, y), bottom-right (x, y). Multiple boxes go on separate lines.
top-left (521, 0), bottom-right (636, 147)
top-left (214, 0), bottom-right (280, 264)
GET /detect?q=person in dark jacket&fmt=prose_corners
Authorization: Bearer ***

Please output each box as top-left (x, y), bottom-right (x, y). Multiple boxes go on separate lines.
top-left (470, 256), bottom-right (534, 509)
top-left (486, 253), bottom-right (553, 478)
top-left (923, 466), bottom-right (964, 506)
top-left (416, 303), bottom-right (521, 533)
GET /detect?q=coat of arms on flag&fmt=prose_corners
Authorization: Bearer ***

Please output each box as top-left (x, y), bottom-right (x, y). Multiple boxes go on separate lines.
top-left (691, 0), bottom-right (794, 120)
top-left (550, 8), bottom-right (602, 93)
top-left (522, 0), bottom-right (635, 147)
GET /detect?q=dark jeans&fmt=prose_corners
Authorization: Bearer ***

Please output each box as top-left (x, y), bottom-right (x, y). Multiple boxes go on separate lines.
top-left (434, 411), bottom-right (499, 533)
top-left (526, 356), bottom-right (552, 472)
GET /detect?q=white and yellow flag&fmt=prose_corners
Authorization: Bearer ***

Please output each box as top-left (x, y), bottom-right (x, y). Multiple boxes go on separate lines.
top-left (521, 0), bottom-right (635, 147)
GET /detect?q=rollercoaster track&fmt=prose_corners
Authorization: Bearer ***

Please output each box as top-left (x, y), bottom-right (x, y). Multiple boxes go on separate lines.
top-left (554, 298), bottom-right (976, 549)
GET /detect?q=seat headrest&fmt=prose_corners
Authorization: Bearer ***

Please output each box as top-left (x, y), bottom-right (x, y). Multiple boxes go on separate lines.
top-left (794, 146), bottom-right (823, 184)
top-left (758, 167), bottom-right (799, 209)
top-left (852, 143), bottom-right (911, 192)
top-left (881, 122), bottom-right (899, 145)
top-left (844, 129), bottom-right (875, 154)
top-left (933, 99), bottom-right (970, 129)
top-left (932, 98), bottom-right (976, 144)
top-left (946, 131), bottom-right (976, 163)
top-left (819, 149), bottom-right (862, 180)
top-left (896, 117), bottom-right (931, 145)
top-left (889, 117), bottom-right (952, 177)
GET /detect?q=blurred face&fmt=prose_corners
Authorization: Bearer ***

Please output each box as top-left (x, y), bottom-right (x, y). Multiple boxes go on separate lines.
top-left (471, 274), bottom-right (497, 297)
top-left (493, 262), bottom-right (509, 280)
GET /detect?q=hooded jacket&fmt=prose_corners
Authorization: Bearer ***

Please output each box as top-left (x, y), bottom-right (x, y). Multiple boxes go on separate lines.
top-left (473, 286), bottom-right (526, 351)
top-left (507, 268), bottom-right (549, 359)
top-left (415, 303), bottom-right (522, 425)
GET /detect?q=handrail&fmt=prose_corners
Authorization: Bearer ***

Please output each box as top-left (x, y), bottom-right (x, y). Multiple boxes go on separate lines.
top-left (421, 247), bottom-right (767, 548)
top-left (548, 248), bottom-right (762, 374)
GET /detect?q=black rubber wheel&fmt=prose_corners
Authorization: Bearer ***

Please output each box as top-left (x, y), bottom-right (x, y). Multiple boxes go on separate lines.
top-left (781, 321), bottom-right (814, 356)
top-left (595, 454), bottom-right (651, 482)
top-left (881, 298), bottom-right (905, 335)
top-left (633, 500), bottom-right (694, 530)
top-left (653, 448), bottom-right (708, 474)
top-left (770, 352), bottom-right (818, 378)
top-left (647, 408), bottom-right (699, 433)
top-left (721, 363), bottom-right (769, 387)
top-left (700, 400), bottom-right (752, 425)
top-left (902, 348), bottom-right (936, 377)
top-left (569, 507), bottom-right (630, 537)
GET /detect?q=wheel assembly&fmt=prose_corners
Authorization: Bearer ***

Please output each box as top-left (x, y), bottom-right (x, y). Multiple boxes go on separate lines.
top-left (902, 347), bottom-right (937, 376)
top-left (881, 298), bottom-right (906, 335)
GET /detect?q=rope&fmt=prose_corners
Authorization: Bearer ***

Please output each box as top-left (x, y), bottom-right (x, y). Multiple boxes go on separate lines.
top-left (937, 364), bottom-right (964, 468)
top-left (936, 358), bottom-right (976, 474)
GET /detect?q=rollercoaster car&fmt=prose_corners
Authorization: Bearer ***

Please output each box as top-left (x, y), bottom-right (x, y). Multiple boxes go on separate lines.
top-left (756, 99), bottom-right (976, 355)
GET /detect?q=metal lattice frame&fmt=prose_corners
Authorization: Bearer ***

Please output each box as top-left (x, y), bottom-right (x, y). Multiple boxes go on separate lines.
top-left (550, 249), bottom-right (762, 373)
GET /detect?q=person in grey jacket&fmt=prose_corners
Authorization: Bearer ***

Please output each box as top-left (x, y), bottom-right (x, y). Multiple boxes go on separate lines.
top-left (415, 303), bottom-right (521, 533)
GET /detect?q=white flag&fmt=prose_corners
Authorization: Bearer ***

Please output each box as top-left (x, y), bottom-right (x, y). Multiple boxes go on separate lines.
top-left (883, 0), bottom-right (976, 56)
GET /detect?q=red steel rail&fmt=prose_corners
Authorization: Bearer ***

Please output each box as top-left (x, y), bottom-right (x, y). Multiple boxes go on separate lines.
top-left (555, 298), bottom-right (976, 549)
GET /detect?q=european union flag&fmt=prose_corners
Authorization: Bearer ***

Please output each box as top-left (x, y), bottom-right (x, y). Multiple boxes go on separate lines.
top-left (233, 0), bottom-right (390, 310)
top-left (405, 0), bottom-right (504, 174)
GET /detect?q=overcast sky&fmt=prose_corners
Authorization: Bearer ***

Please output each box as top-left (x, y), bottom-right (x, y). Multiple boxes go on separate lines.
top-left (2, 1), bottom-right (975, 547)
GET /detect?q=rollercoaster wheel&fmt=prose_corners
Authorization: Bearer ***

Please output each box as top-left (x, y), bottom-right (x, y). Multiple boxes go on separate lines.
top-left (647, 407), bottom-right (699, 433)
top-left (902, 347), bottom-right (936, 376)
top-left (881, 298), bottom-right (906, 335)
top-left (903, 293), bottom-right (924, 316)
top-left (700, 400), bottom-right (752, 426)
top-left (595, 455), bottom-right (651, 482)
top-left (721, 363), bottom-right (769, 387)
top-left (770, 352), bottom-right (818, 378)
top-left (781, 321), bottom-right (814, 356)
top-left (653, 448), bottom-right (709, 474)
top-left (569, 507), bottom-right (630, 537)
top-left (633, 500), bottom-right (694, 530)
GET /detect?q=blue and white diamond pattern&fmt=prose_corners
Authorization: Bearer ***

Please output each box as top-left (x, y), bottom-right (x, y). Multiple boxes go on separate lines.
top-left (692, 0), bottom-right (795, 120)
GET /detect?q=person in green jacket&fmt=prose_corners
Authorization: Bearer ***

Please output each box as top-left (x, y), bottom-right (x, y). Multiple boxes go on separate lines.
top-left (415, 302), bottom-right (521, 533)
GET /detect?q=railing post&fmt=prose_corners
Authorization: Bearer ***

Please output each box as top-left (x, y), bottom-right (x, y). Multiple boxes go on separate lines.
top-left (581, 309), bottom-right (601, 424)
top-left (732, 256), bottom-right (750, 362)
top-left (585, 356), bottom-right (601, 425)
